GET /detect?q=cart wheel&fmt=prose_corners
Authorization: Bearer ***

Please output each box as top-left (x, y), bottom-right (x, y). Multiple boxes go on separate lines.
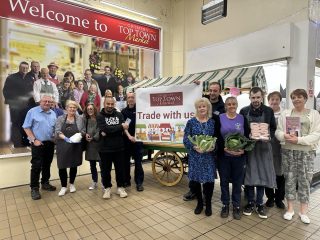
top-left (152, 151), bottom-right (184, 186)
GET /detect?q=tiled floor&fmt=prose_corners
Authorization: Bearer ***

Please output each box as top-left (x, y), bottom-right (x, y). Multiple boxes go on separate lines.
top-left (1, 163), bottom-right (320, 240)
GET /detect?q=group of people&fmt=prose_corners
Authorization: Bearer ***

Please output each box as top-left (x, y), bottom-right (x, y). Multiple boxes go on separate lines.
top-left (3, 61), bottom-right (135, 149)
top-left (183, 82), bottom-right (320, 224)
top-left (3, 62), bottom-right (320, 224)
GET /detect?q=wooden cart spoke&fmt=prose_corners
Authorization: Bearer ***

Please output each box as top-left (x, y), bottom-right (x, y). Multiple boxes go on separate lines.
top-left (152, 150), bottom-right (184, 186)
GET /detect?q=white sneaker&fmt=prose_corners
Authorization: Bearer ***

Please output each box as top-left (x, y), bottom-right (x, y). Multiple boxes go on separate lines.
top-left (283, 211), bottom-right (294, 221)
top-left (89, 182), bottom-right (97, 190)
top-left (299, 213), bottom-right (310, 224)
top-left (103, 187), bottom-right (111, 199)
top-left (117, 187), bottom-right (128, 198)
top-left (69, 184), bottom-right (76, 193)
top-left (58, 187), bottom-right (67, 196)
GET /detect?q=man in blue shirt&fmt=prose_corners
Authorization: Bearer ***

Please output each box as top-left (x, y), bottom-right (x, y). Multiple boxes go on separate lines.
top-left (23, 94), bottom-right (57, 200)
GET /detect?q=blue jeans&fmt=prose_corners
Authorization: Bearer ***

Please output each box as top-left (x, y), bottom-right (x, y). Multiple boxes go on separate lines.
top-left (219, 155), bottom-right (245, 207)
top-left (246, 185), bottom-right (265, 205)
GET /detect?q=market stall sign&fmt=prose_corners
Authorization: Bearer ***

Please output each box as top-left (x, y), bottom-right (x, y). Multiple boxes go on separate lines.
top-left (0, 0), bottom-right (160, 51)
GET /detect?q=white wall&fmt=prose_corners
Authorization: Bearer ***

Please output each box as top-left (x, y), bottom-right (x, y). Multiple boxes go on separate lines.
top-left (185, 23), bottom-right (292, 74)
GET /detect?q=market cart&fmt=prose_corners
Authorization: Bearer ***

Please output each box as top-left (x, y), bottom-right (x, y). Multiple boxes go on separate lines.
top-left (143, 142), bottom-right (188, 186)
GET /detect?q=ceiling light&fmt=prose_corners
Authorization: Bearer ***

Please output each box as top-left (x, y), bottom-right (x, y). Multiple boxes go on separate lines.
top-left (100, 0), bottom-right (158, 20)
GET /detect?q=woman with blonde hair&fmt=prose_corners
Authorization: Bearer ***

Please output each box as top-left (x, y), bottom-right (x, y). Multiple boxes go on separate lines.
top-left (55, 100), bottom-right (85, 196)
top-left (276, 89), bottom-right (320, 224)
top-left (183, 97), bottom-right (215, 216)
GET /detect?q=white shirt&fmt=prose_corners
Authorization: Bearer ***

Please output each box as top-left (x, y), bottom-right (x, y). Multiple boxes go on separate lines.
top-left (33, 78), bottom-right (59, 103)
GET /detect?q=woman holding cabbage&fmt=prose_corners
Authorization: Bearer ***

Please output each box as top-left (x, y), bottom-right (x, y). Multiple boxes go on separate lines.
top-left (216, 96), bottom-right (251, 220)
top-left (183, 97), bottom-right (216, 216)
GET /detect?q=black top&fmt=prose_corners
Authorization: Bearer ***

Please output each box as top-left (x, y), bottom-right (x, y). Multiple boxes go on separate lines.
top-left (96, 74), bottom-right (118, 95)
top-left (97, 108), bottom-right (125, 152)
top-left (121, 105), bottom-right (136, 136)
top-left (3, 72), bottom-right (34, 107)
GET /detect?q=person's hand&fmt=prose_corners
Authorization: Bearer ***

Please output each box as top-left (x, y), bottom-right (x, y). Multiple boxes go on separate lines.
top-left (33, 139), bottom-right (43, 146)
top-left (122, 123), bottom-right (129, 130)
top-left (64, 137), bottom-right (72, 143)
top-left (193, 146), bottom-right (204, 154)
top-left (129, 135), bottom-right (136, 143)
top-left (86, 134), bottom-right (92, 142)
top-left (224, 148), bottom-right (244, 156)
top-left (284, 133), bottom-right (298, 144)
top-left (101, 132), bottom-right (106, 137)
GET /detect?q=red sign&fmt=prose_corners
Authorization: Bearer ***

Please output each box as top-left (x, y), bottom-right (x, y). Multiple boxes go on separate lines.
top-left (0, 0), bottom-right (160, 51)
top-left (150, 92), bottom-right (183, 107)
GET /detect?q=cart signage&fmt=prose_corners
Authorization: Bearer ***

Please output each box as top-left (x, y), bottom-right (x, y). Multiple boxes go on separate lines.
top-left (0, 0), bottom-right (161, 51)
top-left (136, 85), bottom-right (202, 143)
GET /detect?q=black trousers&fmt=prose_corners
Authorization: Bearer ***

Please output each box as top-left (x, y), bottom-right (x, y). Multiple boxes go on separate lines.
top-left (124, 141), bottom-right (144, 185)
top-left (265, 175), bottom-right (285, 203)
top-left (59, 167), bottom-right (78, 187)
top-left (30, 141), bottom-right (55, 189)
top-left (190, 181), bottom-right (214, 206)
top-left (99, 151), bottom-right (125, 188)
top-left (9, 106), bottom-right (29, 147)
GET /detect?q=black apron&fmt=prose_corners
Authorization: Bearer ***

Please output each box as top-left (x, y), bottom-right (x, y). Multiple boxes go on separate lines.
top-left (244, 110), bottom-right (277, 188)
top-left (56, 116), bottom-right (83, 169)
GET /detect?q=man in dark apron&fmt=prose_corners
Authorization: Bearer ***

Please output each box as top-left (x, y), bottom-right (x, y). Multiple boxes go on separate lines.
top-left (239, 87), bottom-right (277, 219)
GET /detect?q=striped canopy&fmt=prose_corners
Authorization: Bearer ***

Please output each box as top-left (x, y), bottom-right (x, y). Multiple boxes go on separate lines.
top-left (127, 66), bottom-right (267, 92)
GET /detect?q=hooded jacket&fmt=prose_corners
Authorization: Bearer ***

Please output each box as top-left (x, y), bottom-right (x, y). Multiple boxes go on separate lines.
top-left (97, 108), bottom-right (125, 152)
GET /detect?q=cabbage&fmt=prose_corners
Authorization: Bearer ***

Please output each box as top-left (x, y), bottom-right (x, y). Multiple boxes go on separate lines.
top-left (188, 135), bottom-right (217, 152)
top-left (225, 133), bottom-right (255, 151)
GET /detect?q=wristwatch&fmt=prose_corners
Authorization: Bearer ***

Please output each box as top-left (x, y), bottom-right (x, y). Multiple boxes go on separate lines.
top-left (29, 137), bottom-right (36, 144)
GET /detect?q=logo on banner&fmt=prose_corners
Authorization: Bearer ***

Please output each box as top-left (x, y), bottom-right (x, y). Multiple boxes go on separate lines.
top-left (150, 92), bottom-right (183, 107)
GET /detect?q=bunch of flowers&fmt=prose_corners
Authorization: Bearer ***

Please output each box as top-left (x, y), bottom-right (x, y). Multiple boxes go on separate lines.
top-left (89, 51), bottom-right (102, 70)
top-left (114, 67), bottom-right (124, 81)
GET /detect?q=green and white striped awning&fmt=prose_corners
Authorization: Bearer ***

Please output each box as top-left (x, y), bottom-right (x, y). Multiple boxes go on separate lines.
top-left (127, 66), bottom-right (267, 92)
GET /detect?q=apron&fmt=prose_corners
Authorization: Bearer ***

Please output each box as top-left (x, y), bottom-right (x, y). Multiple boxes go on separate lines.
top-left (40, 80), bottom-right (54, 95)
top-left (244, 110), bottom-right (277, 188)
top-left (56, 116), bottom-right (83, 169)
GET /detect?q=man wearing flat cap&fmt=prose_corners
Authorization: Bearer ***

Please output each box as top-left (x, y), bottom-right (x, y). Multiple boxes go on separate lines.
top-left (47, 62), bottom-right (62, 85)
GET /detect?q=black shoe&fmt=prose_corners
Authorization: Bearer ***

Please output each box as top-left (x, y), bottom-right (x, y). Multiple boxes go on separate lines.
top-left (41, 183), bottom-right (56, 191)
top-left (31, 188), bottom-right (41, 200)
top-left (183, 191), bottom-right (196, 201)
top-left (205, 204), bottom-right (212, 216)
top-left (136, 184), bottom-right (144, 192)
top-left (194, 202), bottom-right (203, 215)
top-left (256, 204), bottom-right (268, 219)
top-left (275, 201), bottom-right (285, 209)
top-left (265, 199), bottom-right (274, 208)
top-left (233, 207), bottom-right (241, 220)
top-left (220, 205), bottom-right (229, 218)
top-left (243, 203), bottom-right (254, 216)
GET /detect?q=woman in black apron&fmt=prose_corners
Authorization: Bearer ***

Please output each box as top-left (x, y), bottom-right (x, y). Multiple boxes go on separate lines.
top-left (55, 100), bottom-right (84, 196)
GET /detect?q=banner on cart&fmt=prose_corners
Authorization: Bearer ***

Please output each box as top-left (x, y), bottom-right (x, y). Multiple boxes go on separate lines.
top-left (0, 0), bottom-right (160, 51)
top-left (135, 84), bottom-right (202, 143)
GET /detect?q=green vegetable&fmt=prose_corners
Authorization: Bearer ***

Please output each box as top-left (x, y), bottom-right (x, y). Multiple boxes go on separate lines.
top-left (188, 135), bottom-right (217, 152)
top-left (225, 133), bottom-right (255, 152)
